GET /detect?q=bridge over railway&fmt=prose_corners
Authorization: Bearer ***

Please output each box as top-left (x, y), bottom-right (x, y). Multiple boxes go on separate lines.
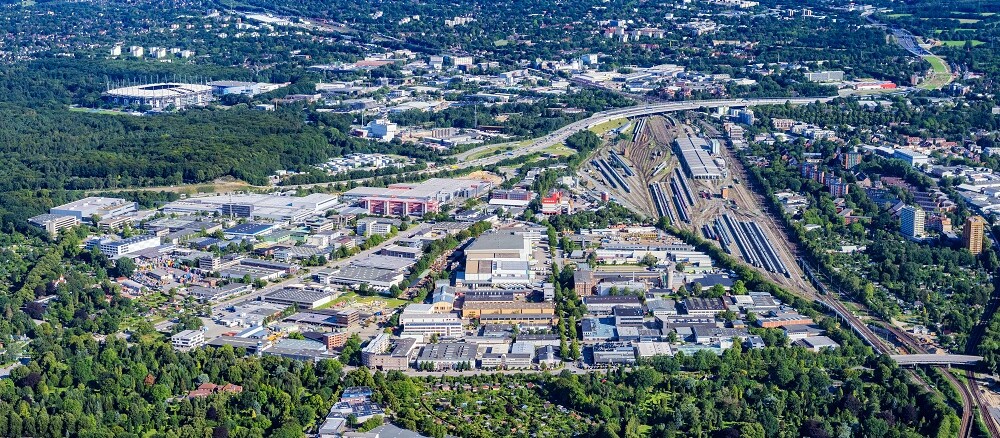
top-left (891, 354), bottom-right (983, 366)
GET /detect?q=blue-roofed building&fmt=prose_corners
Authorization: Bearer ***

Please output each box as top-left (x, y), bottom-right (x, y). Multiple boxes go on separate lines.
top-left (582, 317), bottom-right (616, 341)
top-left (224, 223), bottom-right (276, 238)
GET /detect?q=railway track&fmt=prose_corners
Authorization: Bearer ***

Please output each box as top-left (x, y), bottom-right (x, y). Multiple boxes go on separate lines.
top-left (968, 370), bottom-right (1000, 438)
top-left (884, 321), bottom-right (977, 437)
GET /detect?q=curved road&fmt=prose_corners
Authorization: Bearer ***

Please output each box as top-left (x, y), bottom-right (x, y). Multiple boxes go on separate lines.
top-left (453, 97), bottom-right (833, 169)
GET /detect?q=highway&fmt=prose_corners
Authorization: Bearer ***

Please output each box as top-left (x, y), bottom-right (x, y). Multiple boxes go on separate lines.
top-left (453, 97), bottom-right (833, 169)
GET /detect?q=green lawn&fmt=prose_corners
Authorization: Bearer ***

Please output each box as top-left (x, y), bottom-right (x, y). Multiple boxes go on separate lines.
top-left (468, 140), bottom-right (529, 160)
top-left (941, 40), bottom-right (985, 47)
top-left (319, 291), bottom-right (408, 310)
top-left (68, 106), bottom-right (132, 115)
top-left (919, 55), bottom-right (952, 90)
top-left (588, 118), bottom-right (627, 135)
top-left (958, 18), bottom-right (981, 24)
top-left (541, 143), bottom-right (574, 156)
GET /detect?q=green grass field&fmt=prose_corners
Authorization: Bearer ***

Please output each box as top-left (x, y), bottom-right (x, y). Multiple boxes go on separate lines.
top-left (958, 18), bottom-right (981, 24)
top-left (588, 118), bottom-right (627, 135)
top-left (319, 291), bottom-right (409, 310)
top-left (541, 143), bottom-right (574, 156)
top-left (941, 40), bottom-right (985, 47)
top-left (68, 106), bottom-right (132, 115)
top-left (919, 55), bottom-right (952, 90)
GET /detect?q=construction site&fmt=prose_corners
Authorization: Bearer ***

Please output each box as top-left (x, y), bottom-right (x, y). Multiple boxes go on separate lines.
top-left (580, 113), bottom-right (816, 297)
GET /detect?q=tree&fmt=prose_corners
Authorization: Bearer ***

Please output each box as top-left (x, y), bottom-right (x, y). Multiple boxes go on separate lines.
top-left (113, 257), bottom-right (136, 278)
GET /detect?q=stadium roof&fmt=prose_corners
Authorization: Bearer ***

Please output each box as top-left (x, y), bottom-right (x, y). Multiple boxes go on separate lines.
top-left (105, 82), bottom-right (213, 98)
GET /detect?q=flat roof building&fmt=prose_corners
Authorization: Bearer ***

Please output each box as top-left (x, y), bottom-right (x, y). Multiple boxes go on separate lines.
top-left (96, 234), bottom-right (161, 257)
top-left (163, 193), bottom-right (338, 222)
top-left (187, 283), bottom-right (252, 302)
top-left (28, 214), bottom-right (80, 236)
top-left (51, 197), bottom-right (137, 222)
top-left (416, 342), bottom-right (477, 370)
top-left (675, 137), bottom-right (725, 180)
top-left (343, 178), bottom-right (492, 217)
top-left (264, 287), bottom-right (337, 309)
top-left (171, 330), bottom-right (205, 349)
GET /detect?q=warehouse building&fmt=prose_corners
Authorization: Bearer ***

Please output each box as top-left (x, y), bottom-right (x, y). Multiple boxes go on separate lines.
top-left (461, 230), bottom-right (535, 288)
top-left (163, 193), bottom-right (338, 223)
top-left (343, 178), bottom-right (492, 217)
top-left (416, 342), bottom-right (477, 370)
top-left (50, 197), bottom-right (137, 222)
top-left (264, 287), bottom-right (337, 309)
top-left (675, 137), bottom-right (725, 180)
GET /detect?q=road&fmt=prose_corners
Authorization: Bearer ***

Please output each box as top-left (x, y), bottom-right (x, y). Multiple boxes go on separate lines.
top-left (865, 14), bottom-right (953, 90)
top-left (453, 97), bottom-right (833, 170)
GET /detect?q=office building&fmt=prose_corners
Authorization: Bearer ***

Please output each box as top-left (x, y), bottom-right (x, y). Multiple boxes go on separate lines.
top-left (356, 217), bottom-right (401, 237)
top-left (592, 342), bottom-right (637, 365)
top-left (28, 214), bottom-right (80, 236)
top-left (613, 306), bottom-right (645, 327)
top-left (899, 205), bottom-right (925, 239)
top-left (964, 216), bottom-right (987, 255)
top-left (171, 330), bottom-right (205, 349)
top-left (97, 234), bottom-right (161, 257)
top-left (361, 334), bottom-right (416, 370)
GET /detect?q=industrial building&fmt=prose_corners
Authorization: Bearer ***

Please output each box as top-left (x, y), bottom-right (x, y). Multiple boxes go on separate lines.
top-left (675, 137), bottom-right (725, 180)
top-left (103, 82), bottom-right (214, 110)
top-left (264, 287), bottom-right (337, 309)
top-left (343, 178), bottom-right (493, 217)
top-left (187, 283), bottom-right (252, 302)
top-left (489, 188), bottom-right (536, 207)
top-left (416, 342), bottom-right (477, 370)
top-left (322, 255), bottom-right (412, 291)
top-left (461, 301), bottom-right (556, 319)
top-left (361, 334), bottom-right (417, 370)
top-left (50, 197), bottom-right (137, 222)
top-left (162, 193), bottom-right (338, 222)
top-left (461, 230), bottom-right (534, 288)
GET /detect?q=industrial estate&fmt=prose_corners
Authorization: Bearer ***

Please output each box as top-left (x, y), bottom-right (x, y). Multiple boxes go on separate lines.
top-left (5, 0), bottom-right (1000, 437)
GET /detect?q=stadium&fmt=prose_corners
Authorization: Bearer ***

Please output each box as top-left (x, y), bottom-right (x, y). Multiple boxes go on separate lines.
top-left (103, 82), bottom-right (214, 110)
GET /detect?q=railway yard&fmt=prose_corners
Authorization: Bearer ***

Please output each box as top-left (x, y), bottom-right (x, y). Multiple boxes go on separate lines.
top-left (582, 114), bottom-right (816, 297)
